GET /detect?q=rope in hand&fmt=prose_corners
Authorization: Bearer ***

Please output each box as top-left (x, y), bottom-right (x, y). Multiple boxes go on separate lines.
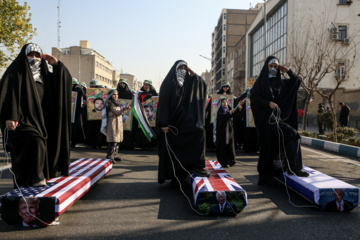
top-left (268, 108), bottom-right (319, 209)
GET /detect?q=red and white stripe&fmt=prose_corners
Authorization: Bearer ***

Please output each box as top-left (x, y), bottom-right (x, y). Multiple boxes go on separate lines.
top-left (36, 158), bottom-right (112, 216)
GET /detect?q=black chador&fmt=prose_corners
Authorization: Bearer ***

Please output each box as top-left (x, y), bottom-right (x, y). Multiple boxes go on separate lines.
top-left (71, 82), bottom-right (86, 147)
top-left (250, 56), bottom-right (308, 186)
top-left (0, 44), bottom-right (72, 187)
top-left (157, 60), bottom-right (207, 183)
top-left (215, 99), bottom-right (238, 167)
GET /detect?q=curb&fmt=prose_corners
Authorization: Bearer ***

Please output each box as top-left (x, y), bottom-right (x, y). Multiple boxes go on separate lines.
top-left (301, 136), bottom-right (360, 158)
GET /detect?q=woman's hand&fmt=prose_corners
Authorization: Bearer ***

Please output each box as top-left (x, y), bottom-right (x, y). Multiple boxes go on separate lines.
top-left (187, 67), bottom-right (195, 76)
top-left (278, 65), bottom-right (289, 73)
top-left (269, 101), bottom-right (278, 109)
top-left (42, 54), bottom-right (58, 65)
top-left (5, 120), bottom-right (18, 131)
top-left (161, 127), bottom-right (169, 133)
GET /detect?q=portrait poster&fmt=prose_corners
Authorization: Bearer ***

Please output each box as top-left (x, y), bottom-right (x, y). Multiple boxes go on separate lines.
top-left (319, 188), bottom-right (358, 211)
top-left (197, 191), bottom-right (246, 217)
top-left (117, 98), bottom-right (133, 131)
top-left (210, 94), bottom-right (234, 123)
top-left (141, 96), bottom-right (159, 128)
top-left (246, 98), bottom-right (255, 128)
top-left (0, 196), bottom-right (55, 227)
top-left (71, 91), bottom-right (78, 123)
top-left (86, 88), bottom-right (108, 120)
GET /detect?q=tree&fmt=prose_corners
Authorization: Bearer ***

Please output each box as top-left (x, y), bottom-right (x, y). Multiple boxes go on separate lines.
top-left (0, 0), bottom-right (37, 69)
top-left (287, 3), bottom-right (360, 141)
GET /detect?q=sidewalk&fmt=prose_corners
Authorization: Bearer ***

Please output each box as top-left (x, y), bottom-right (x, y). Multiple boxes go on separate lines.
top-left (299, 123), bottom-right (360, 159)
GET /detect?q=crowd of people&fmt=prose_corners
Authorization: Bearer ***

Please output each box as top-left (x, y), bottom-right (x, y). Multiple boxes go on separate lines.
top-left (1, 43), bottom-right (356, 223)
top-left (0, 43), bottom-right (312, 191)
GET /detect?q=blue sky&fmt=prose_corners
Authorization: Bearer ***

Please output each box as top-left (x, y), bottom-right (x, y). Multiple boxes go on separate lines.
top-left (19, 0), bottom-right (261, 90)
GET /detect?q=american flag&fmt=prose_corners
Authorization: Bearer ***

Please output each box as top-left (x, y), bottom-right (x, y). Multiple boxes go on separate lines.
top-left (191, 160), bottom-right (247, 205)
top-left (4, 158), bottom-right (112, 218)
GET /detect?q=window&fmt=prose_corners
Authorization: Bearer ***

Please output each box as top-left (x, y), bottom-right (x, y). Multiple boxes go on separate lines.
top-left (222, 69), bottom-right (225, 76)
top-left (223, 13), bottom-right (226, 19)
top-left (339, 0), bottom-right (348, 5)
top-left (223, 24), bottom-right (226, 31)
top-left (223, 47), bottom-right (226, 53)
top-left (338, 26), bottom-right (347, 40)
top-left (337, 62), bottom-right (346, 78)
top-left (223, 58), bottom-right (226, 64)
top-left (223, 35), bottom-right (226, 42)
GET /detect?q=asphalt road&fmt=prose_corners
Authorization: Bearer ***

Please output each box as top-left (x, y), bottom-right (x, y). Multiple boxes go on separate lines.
top-left (0, 144), bottom-right (359, 240)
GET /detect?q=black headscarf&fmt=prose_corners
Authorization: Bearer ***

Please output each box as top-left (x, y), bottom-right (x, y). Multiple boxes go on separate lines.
top-left (0, 43), bottom-right (72, 179)
top-left (217, 83), bottom-right (232, 95)
top-left (250, 56), bottom-right (301, 130)
top-left (140, 84), bottom-right (158, 97)
top-left (116, 80), bottom-right (133, 100)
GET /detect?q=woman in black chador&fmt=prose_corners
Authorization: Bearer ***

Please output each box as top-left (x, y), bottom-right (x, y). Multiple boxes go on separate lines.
top-left (0, 43), bottom-right (72, 187)
top-left (215, 98), bottom-right (241, 167)
top-left (157, 60), bottom-right (209, 185)
top-left (250, 56), bottom-right (309, 187)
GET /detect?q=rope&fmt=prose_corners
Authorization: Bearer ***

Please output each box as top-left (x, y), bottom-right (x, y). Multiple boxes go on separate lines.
top-left (268, 108), bottom-right (319, 209)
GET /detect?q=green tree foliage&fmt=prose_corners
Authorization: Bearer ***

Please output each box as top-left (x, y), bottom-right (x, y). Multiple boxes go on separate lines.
top-left (0, 0), bottom-right (37, 69)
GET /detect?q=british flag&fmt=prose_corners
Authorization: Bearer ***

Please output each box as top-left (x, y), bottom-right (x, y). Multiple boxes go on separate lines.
top-left (3, 158), bottom-right (112, 220)
top-left (190, 160), bottom-right (247, 208)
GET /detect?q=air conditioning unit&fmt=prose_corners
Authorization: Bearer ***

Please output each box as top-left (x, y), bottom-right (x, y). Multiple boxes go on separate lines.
top-left (343, 38), bottom-right (350, 44)
top-left (331, 33), bottom-right (339, 40)
top-left (331, 27), bottom-right (338, 33)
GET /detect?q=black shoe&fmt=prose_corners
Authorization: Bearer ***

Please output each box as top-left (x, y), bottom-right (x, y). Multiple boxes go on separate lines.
top-left (191, 168), bottom-right (210, 177)
top-left (114, 157), bottom-right (122, 162)
top-left (257, 179), bottom-right (277, 187)
top-left (287, 170), bottom-right (309, 177)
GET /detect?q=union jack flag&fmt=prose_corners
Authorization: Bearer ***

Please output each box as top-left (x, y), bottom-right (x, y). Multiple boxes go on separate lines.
top-left (4, 158), bottom-right (112, 219)
top-left (191, 160), bottom-right (247, 207)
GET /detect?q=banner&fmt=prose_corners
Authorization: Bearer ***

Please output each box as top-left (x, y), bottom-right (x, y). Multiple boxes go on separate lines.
top-left (246, 98), bottom-right (255, 127)
top-left (132, 91), bottom-right (155, 141)
top-left (141, 96), bottom-right (158, 128)
top-left (71, 91), bottom-right (78, 123)
top-left (210, 94), bottom-right (234, 123)
top-left (86, 88), bottom-right (108, 120)
top-left (117, 98), bottom-right (133, 131)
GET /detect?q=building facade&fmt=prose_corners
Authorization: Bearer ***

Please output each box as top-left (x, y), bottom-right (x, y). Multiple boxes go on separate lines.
top-left (52, 41), bottom-right (114, 88)
top-left (245, 0), bottom-right (359, 90)
top-left (211, 8), bottom-right (259, 94)
top-left (245, 0), bottom-right (360, 125)
top-left (201, 70), bottom-right (212, 96)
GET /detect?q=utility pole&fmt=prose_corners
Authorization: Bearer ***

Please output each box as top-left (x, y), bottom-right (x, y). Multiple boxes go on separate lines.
top-left (57, 0), bottom-right (61, 49)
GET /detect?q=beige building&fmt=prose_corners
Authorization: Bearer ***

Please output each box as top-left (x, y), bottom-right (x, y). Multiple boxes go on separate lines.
top-left (211, 8), bottom-right (260, 94)
top-left (201, 70), bottom-right (211, 96)
top-left (52, 40), bottom-right (113, 88)
top-left (112, 70), bottom-right (121, 88)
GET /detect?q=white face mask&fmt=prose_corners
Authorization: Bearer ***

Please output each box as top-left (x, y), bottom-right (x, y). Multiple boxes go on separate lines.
top-left (27, 58), bottom-right (43, 83)
top-left (268, 67), bottom-right (278, 77)
top-left (176, 69), bottom-right (187, 86)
